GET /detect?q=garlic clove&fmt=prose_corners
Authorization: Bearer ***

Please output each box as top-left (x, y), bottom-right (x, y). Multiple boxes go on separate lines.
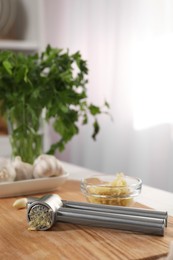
top-left (13, 198), bottom-right (27, 209)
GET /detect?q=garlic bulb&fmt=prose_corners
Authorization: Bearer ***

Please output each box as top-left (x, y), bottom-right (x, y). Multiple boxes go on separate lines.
top-left (0, 158), bottom-right (16, 182)
top-left (13, 156), bottom-right (33, 181)
top-left (33, 154), bottom-right (64, 179)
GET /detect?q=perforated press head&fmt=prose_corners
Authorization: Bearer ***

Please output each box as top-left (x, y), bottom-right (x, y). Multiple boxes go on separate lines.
top-left (27, 194), bottom-right (62, 231)
top-left (27, 203), bottom-right (54, 230)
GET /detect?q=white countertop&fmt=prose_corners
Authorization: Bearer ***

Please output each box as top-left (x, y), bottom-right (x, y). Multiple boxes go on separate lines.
top-left (62, 161), bottom-right (173, 216)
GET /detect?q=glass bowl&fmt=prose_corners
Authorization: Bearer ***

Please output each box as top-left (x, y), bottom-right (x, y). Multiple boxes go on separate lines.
top-left (81, 174), bottom-right (142, 207)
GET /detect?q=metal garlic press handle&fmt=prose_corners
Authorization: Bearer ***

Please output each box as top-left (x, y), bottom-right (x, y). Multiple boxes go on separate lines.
top-left (27, 203), bottom-right (165, 235)
top-left (62, 200), bottom-right (168, 226)
top-left (56, 207), bottom-right (165, 236)
top-left (27, 197), bottom-right (168, 224)
top-left (58, 207), bottom-right (165, 226)
top-left (26, 195), bottom-right (166, 235)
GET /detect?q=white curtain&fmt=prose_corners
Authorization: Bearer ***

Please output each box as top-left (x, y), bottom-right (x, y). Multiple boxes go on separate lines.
top-left (43, 0), bottom-right (173, 192)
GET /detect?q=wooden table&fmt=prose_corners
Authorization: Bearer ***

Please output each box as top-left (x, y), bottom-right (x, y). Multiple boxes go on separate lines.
top-left (0, 179), bottom-right (173, 260)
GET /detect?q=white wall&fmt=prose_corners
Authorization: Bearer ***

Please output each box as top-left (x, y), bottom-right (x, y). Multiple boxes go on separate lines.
top-left (43, 0), bottom-right (173, 192)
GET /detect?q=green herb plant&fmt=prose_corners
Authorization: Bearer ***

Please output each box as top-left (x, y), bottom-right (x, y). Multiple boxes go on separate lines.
top-left (0, 45), bottom-right (109, 164)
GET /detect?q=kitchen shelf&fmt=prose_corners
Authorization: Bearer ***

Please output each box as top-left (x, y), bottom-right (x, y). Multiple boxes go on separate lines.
top-left (0, 40), bottom-right (39, 53)
top-left (0, 0), bottom-right (44, 157)
top-left (0, 0), bottom-right (44, 53)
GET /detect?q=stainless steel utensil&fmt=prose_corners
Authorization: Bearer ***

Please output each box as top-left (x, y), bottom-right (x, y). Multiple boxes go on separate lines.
top-left (27, 194), bottom-right (167, 235)
top-left (62, 200), bottom-right (168, 226)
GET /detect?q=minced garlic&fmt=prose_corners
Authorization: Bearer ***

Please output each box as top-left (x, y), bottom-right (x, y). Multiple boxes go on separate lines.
top-left (87, 173), bottom-right (133, 206)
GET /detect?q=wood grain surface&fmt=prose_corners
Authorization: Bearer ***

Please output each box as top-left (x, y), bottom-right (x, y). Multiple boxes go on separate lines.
top-left (0, 180), bottom-right (172, 260)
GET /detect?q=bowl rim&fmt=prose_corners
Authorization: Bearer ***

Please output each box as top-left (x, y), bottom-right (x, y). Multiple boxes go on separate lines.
top-left (81, 174), bottom-right (142, 189)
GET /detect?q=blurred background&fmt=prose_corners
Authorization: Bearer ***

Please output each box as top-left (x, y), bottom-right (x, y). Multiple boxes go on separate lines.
top-left (1, 0), bottom-right (173, 192)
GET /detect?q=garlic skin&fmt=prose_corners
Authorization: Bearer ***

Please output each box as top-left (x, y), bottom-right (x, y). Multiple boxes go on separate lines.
top-left (0, 158), bottom-right (16, 182)
top-left (13, 156), bottom-right (33, 181)
top-left (33, 154), bottom-right (64, 179)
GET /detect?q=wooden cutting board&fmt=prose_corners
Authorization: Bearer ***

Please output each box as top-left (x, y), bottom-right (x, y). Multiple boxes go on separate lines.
top-left (0, 180), bottom-right (172, 260)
